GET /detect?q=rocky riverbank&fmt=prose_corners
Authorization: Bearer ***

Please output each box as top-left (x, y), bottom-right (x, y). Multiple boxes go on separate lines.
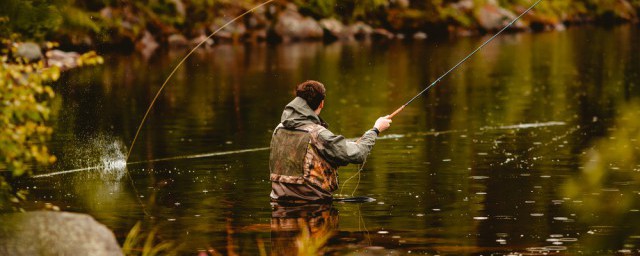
top-left (34, 0), bottom-right (637, 55)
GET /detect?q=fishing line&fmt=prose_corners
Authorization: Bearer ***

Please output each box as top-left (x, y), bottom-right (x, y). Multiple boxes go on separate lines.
top-left (34, 122), bottom-right (562, 179)
top-left (121, 0), bottom-right (274, 217)
top-left (342, 0), bottom-right (543, 195)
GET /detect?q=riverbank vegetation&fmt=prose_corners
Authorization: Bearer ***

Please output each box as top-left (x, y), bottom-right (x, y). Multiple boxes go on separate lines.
top-left (0, 40), bottom-right (103, 213)
top-left (0, 46), bottom-right (59, 212)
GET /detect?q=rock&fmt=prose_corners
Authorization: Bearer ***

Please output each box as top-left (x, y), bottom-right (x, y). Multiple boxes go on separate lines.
top-left (99, 7), bottom-right (113, 19)
top-left (319, 18), bottom-right (352, 40)
top-left (16, 42), bottom-right (42, 62)
top-left (136, 30), bottom-right (159, 58)
top-left (554, 23), bottom-right (566, 31)
top-left (372, 28), bottom-right (394, 40)
top-left (274, 4), bottom-right (323, 41)
top-left (190, 35), bottom-right (214, 47)
top-left (349, 22), bottom-right (373, 40)
top-left (413, 31), bottom-right (428, 40)
top-left (0, 211), bottom-right (122, 256)
top-left (210, 17), bottom-right (247, 42)
top-left (514, 5), bottom-right (562, 32)
top-left (46, 50), bottom-right (80, 70)
top-left (475, 2), bottom-right (526, 31)
top-left (167, 34), bottom-right (189, 48)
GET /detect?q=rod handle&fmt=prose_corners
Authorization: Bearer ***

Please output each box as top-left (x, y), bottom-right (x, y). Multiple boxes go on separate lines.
top-left (388, 105), bottom-right (405, 119)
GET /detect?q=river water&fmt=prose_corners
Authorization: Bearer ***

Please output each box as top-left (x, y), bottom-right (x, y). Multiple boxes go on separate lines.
top-left (21, 25), bottom-right (640, 254)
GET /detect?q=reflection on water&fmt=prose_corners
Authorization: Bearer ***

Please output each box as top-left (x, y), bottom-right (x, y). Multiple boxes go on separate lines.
top-left (17, 25), bottom-right (640, 254)
top-left (271, 203), bottom-right (337, 255)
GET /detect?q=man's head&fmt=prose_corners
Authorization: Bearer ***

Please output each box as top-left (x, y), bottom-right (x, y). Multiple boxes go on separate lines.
top-left (296, 80), bottom-right (325, 113)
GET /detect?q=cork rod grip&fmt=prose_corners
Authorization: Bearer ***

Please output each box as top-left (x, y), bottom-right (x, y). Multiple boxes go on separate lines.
top-left (388, 105), bottom-right (405, 119)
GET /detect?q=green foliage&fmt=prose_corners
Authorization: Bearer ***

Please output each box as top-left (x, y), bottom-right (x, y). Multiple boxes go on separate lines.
top-left (564, 102), bottom-right (640, 207)
top-left (296, 0), bottom-right (338, 19)
top-left (563, 102), bottom-right (640, 250)
top-left (0, 40), bottom-right (103, 212)
top-left (0, 57), bottom-right (59, 177)
top-left (0, 44), bottom-right (59, 212)
top-left (0, 0), bottom-right (63, 41)
top-left (2, 0), bottom-right (639, 46)
top-left (123, 222), bottom-right (174, 256)
top-left (0, 0), bottom-right (102, 42)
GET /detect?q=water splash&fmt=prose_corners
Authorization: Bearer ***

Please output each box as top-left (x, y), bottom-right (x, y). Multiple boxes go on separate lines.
top-left (33, 135), bottom-right (127, 180)
top-left (97, 140), bottom-right (127, 180)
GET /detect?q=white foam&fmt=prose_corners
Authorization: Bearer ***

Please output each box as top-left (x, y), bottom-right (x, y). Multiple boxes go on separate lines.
top-left (483, 121), bottom-right (566, 130)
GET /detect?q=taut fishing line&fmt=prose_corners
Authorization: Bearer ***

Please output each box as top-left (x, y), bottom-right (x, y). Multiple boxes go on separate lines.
top-left (124, 0), bottom-right (275, 216)
top-left (340, 0), bottom-right (543, 195)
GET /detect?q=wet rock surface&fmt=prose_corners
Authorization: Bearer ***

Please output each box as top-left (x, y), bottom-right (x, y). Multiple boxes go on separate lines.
top-left (0, 211), bottom-right (122, 256)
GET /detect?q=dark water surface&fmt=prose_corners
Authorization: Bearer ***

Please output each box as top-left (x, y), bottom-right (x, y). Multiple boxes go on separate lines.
top-left (22, 25), bottom-right (640, 255)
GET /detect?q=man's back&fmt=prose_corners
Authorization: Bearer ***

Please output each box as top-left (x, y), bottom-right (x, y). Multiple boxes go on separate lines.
top-left (269, 80), bottom-right (391, 203)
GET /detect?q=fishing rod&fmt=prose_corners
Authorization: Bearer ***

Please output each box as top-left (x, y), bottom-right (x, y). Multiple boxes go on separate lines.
top-left (387, 0), bottom-right (543, 119)
top-left (341, 0), bottom-right (543, 195)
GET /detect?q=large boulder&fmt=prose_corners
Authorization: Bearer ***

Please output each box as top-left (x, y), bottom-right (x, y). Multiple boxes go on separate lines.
top-left (274, 4), bottom-right (323, 41)
top-left (0, 211), bottom-right (122, 256)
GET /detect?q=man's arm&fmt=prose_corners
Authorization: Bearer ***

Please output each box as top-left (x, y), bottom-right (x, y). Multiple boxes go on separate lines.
top-left (314, 116), bottom-right (392, 166)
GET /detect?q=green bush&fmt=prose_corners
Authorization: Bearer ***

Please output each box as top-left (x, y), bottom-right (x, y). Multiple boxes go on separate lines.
top-left (0, 54), bottom-right (59, 212)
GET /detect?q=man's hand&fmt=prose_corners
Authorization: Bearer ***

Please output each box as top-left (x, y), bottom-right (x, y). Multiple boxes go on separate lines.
top-left (374, 115), bottom-right (392, 133)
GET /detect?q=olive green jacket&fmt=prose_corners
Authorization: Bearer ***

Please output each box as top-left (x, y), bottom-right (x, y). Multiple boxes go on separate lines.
top-left (279, 97), bottom-right (377, 167)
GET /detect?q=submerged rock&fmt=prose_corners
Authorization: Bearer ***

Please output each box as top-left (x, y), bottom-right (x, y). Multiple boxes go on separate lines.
top-left (0, 211), bottom-right (122, 256)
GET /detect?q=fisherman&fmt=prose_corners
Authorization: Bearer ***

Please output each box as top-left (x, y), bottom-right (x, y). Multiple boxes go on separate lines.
top-left (270, 80), bottom-right (392, 202)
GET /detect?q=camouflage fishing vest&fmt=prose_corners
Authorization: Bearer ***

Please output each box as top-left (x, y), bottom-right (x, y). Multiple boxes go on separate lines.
top-left (269, 123), bottom-right (338, 192)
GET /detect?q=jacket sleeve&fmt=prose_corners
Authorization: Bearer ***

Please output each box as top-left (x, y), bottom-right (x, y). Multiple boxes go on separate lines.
top-left (315, 129), bottom-right (378, 166)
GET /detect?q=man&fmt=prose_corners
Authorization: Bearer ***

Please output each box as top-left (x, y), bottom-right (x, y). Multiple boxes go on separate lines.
top-left (269, 80), bottom-right (392, 202)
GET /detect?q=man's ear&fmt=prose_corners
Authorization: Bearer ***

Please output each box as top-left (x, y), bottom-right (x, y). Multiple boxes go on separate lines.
top-left (319, 100), bottom-right (324, 109)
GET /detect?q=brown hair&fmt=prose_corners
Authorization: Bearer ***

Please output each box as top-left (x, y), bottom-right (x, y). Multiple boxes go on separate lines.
top-left (296, 80), bottom-right (326, 110)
